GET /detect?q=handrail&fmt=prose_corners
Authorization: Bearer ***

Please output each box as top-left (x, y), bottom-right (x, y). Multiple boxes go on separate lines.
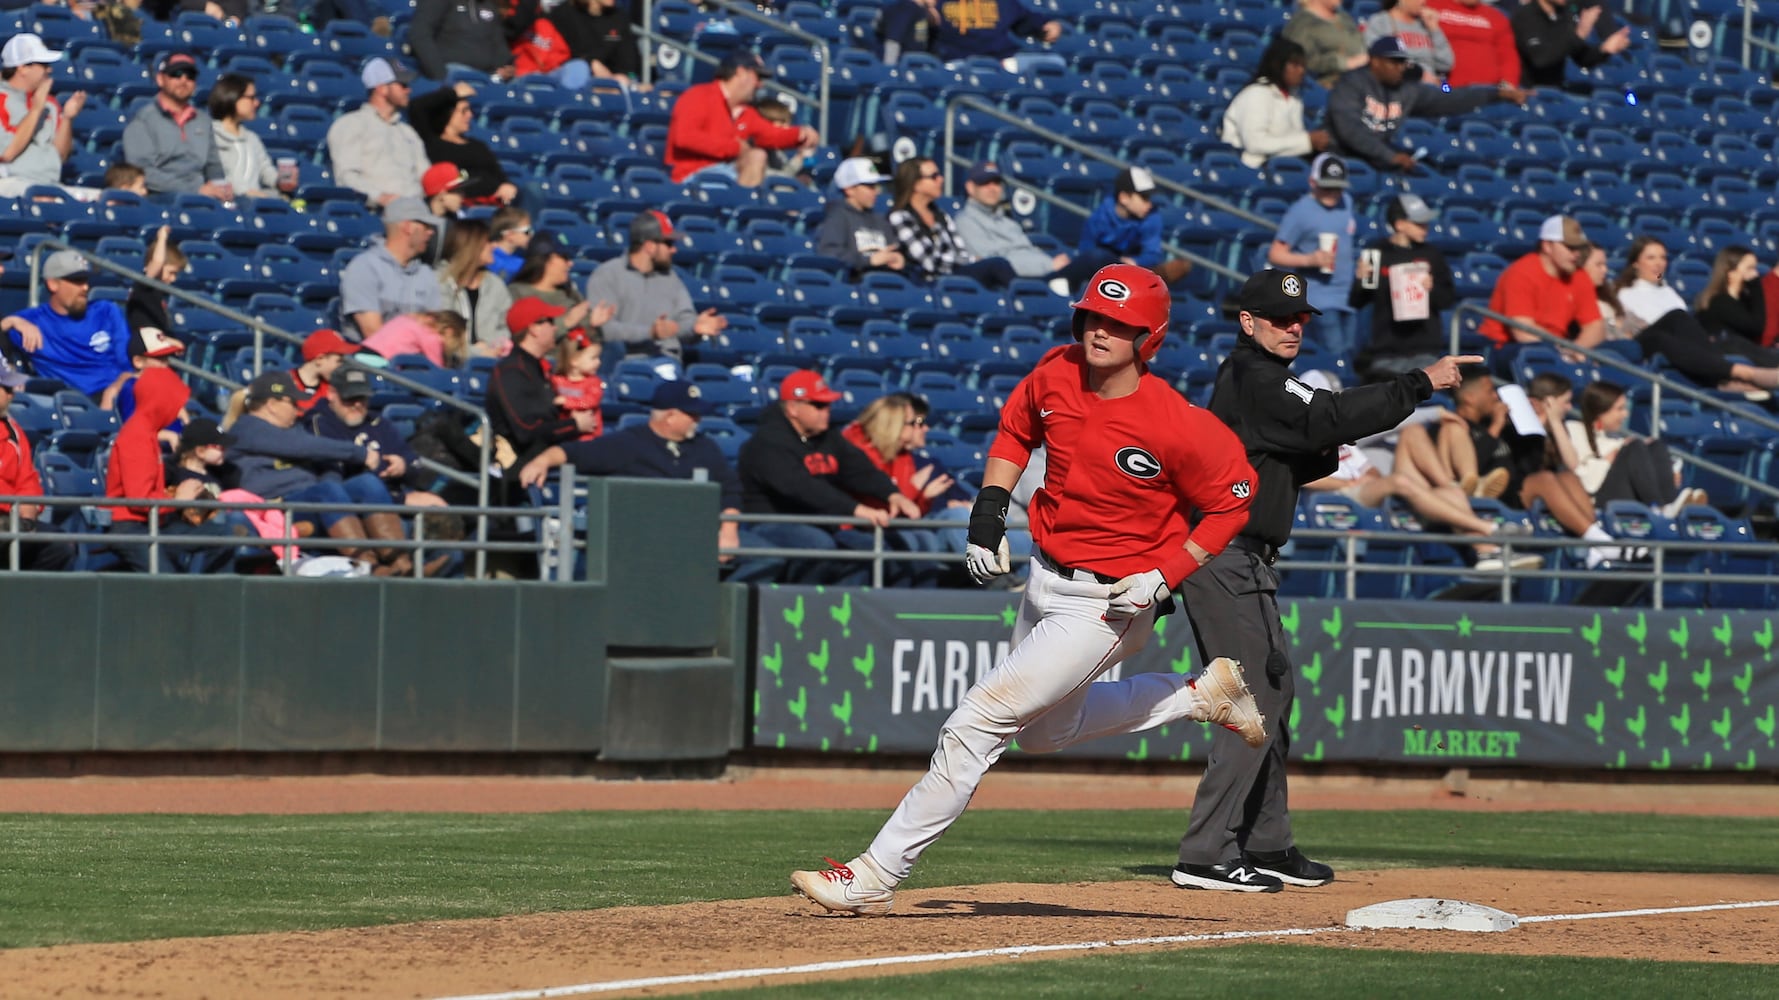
top-left (24, 239), bottom-right (499, 576)
top-left (632, 25), bottom-right (827, 130)
top-left (647, 0), bottom-right (833, 141)
top-left (1744, 0), bottom-right (1779, 68)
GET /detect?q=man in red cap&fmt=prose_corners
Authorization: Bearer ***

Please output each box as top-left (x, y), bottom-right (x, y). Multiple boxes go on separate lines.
top-left (121, 52), bottom-right (230, 199)
top-left (488, 298), bottom-right (598, 461)
top-left (286, 329), bottom-right (357, 414)
top-left (736, 369), bottom-right (920, 585)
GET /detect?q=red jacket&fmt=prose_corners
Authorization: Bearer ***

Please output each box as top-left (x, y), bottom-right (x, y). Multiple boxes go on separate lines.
top-left (1426, 0), bottom-right (1520, 88)
top-left (664, 80), bottom-right (803, 182)
top-left (1761, 270), bottom-right (1779, 348)
top-left (513, 18), bottom-right (572, 76)
top-left (842, 422), bottom-right (932, 516)
top-left (105, 367), bottom-right (188, 523)
top-left (0, 414), bottom-right (45, 515)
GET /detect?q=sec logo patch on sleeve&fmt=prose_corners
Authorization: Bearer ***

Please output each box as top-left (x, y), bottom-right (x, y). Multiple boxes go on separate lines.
top-left (1114, 447), bottom-right (1161, 479)
top-left (1232, 479), bottom-right (1251, 498)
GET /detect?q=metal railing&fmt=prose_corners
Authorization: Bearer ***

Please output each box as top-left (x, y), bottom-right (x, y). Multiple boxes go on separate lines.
top-left (1743, 0), bottom-right (1779, 68)
top-left (639, 0), bottom-right (832, 140)
top-left (22, 239), bottom-right (500, 575)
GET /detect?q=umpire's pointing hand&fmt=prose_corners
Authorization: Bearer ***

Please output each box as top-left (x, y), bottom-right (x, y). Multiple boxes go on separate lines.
top-left (1421, 355), bottom-right (1486, 392)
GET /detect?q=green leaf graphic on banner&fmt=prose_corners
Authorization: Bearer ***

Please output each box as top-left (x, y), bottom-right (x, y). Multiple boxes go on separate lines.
top-left (809, 640), bottom-right (831, 684)
top-left (1126, 737), bottom-right (1149, 761)
top-left (1693, 659), bottom-right (1712, 701)
top-left (1281, 602), bottom-right (1301, 645)
top-left (1712, 706), bottom-right (1733, 750)
top-left (1178, 742), bottom-right (1192, 761)
top-left (832, 691), bottom-right (853, 735)
top-left (776, 733), bottom-right (785, 748)
top-left (1667, 616), bottom-right (1688, 655)
top-left (1303, 740), bottom-right (1325, 762)
top-left (1626, 705), bottom-right (1647, 748)
top-left (1154, 615), bottom-right (1169, 644)
top-left (1171, 643), bottom-right (1193, 674)
top-left (1582, 614), bottom-right (1603, 656)
top-left (788, 686), bottom-right (808, 732)
top-left (1757, 705), bottom-right (1776, 748)
top-left (1713, 614), bottom-right (1734, 656)
top-left (1303, 652), bottom-right (1324, 697)
top-left (784, 595), bottom-right (806, 640)
top-left (852, 645), bottom-right (875, 689)
top-left (1290, 698), bottom-right (1302, 734)
top-left (1700, 751), bottom-right (1712, 770)
top-left (762, 643), bottom-right (785, 688)
top-left (820, 738), bottom-right (829, 751)
top-left (753, 690), bottom-right (761, 717)
top-left (1648, 660), bottom-right (1669, 704)
top-left (830, 593), bottom-right (853, 638)
top-left (1669, 702), bottom-right (1690, 746)
top-left (1321, 606), bottom-right (1343, 650)
top-left (1001, 604), bottom-right (1017, 629)
top-left (868, 734), bottom-right (878, 752)
top-left (1627, 612), bottom-right (1648, 655)
top-left (1612, 749), bottom-right (1625, 769)
top-left (1736, 749), bottom-right (1757, 771)
top-left (1651, 748), bottom-right (1671, 770)
top-left (1584, 701), bottom-right (1605, 744)
top-left (1456, 612), bottom-right (1473, 638)
top-left (1756, 620), bottom-right (1774, 660)
top-left (1324, 695), bottom-right (1346, 738)
top-left (1605, 656), bottom-right (1626, 699)
top-left (1734, 663), bottom-right (1754, 705)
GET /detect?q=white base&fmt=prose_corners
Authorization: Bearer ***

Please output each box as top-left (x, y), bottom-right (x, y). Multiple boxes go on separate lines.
top-left (1345, 898), bottom-right (1520, 933)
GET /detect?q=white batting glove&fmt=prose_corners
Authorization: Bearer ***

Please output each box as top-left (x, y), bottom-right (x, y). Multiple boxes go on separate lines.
top-left (964, 537), bottom-right (1011, 585)
top-left (1105, 568), bottom-right (1168, 619)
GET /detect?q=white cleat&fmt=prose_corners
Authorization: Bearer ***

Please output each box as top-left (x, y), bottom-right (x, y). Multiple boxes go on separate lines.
top-left (790, 856), bottom-right (895, 916)
top-left (1192, 656), bottom-right (1268, 748)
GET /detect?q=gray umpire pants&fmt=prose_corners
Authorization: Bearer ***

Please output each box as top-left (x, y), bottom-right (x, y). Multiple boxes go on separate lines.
top-left (1177, 544), bottom-right (1298, 866)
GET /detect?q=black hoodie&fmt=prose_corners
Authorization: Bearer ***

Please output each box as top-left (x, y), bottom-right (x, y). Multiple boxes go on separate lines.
top-left (738, 404), bottom-right (899, 516)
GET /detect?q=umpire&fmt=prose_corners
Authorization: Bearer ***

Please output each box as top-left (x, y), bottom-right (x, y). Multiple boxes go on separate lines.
top-left (1172, 269), bottom-right (1479, 892)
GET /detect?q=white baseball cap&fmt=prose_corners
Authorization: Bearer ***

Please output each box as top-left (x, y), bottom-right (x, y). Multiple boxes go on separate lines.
top-left (1537, 214), bottom-right (1587, 247)
top-left (832, 157), bottom-right (891, 190)
top-left (1, 33), bottom-right (64, 70)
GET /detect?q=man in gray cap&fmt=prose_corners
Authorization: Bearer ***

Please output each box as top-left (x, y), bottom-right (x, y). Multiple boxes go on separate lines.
top-left (584, 210), bottom-right (726, 378)
top-left (338, 196), bottom-right (445, 339)
top-left (1170, 268), bottom-right (1478, 894)
top-left (3, 249), bottom-right (133, 398)
top-left (326, 56), bottom-right (430, 207)
top-left (1350, 191), bottom-right (1457, 380)
top-left (0, 32), bottom-right (86, 198)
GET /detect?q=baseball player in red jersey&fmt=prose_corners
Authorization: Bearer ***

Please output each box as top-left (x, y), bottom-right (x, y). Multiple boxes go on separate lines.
top-left (790, 264), bottom-right (1267, 916)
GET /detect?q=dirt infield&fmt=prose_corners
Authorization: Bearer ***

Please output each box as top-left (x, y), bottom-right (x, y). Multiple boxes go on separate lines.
top-left (5, 768), bottom-right (1777, 999)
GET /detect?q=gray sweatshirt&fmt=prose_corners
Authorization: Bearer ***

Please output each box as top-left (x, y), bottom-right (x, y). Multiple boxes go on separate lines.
top-left (325, 103), bottom-right (429, 204)
top-left (212, 120), bottom-right (277, 196)
top-left (121, 99), bottom-right (225, 194)
top-left (584, 255), bottom-right (697, 361)
top-left (954, 198), bottom-right (1055, 278)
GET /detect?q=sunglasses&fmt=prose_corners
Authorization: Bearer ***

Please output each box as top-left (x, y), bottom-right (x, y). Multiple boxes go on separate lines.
top-left (919, 171), bottom-right (943, 180)
top-left (801, 400), bottom-right (831, 410)
top-left (162, 66), bottom-right (199, 80)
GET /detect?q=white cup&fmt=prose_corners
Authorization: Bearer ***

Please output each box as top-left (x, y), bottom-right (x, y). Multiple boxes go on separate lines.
top-left (1317, 233), bottom-right (1338, 274)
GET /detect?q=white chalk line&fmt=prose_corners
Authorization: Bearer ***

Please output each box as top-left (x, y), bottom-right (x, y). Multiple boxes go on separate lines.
top-left (429, 898), bottom-right (1779, 1000)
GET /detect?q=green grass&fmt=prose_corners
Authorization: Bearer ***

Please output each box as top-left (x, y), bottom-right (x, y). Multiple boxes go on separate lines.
top-left (687, 945), bottom-right (1779, 999)
top-left (1, 809), bottom-right (1774, 947)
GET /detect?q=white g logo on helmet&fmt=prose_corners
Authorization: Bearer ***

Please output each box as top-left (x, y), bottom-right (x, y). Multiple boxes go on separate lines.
top-left (1097, 279), bottom-right (1130, 301)
top-left (1280, 274), bottom-right (1303, 298)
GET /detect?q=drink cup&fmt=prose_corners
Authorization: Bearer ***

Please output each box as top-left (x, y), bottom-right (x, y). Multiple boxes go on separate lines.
top-left (1317, 233), bottom-right (1338, 274)
top-left (276, 157), bottom-right (299, 192)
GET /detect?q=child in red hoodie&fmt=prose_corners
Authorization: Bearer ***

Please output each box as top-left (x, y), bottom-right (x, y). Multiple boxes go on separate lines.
top-left (104, 368), bottom-right (242, 574)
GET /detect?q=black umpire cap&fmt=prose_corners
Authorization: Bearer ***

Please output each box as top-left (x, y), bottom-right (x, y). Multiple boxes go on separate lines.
top-left (1236, 269), bottom-right (1323, 316)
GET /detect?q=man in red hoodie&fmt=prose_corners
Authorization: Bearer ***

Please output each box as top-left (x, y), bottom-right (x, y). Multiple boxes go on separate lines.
top-left (663, 51), bottom-right (817, 186)
top-left (1426, 0), bottom-right (1520, 87)
top-left (104, 367), bottom-right (244, 574)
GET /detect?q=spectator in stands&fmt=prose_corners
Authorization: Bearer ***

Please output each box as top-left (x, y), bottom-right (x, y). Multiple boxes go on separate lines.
top-left (549, 329), bottom-right (602, 441)
top-left (1281, 0), bottom-right (1369, 88)
top-left (409, 0), bottom-right (515, 82)
top-left (287, 329), bottom-right (356, 414)
top-left (1076, 167), bottom-right (1193, 287)
top-left (105, 367), bottom-right (243, 574)
top-left (362, 310), bottom-right (470, 369)
top-left (108, 327), bottom-right (186, 427)
top-left (326, 57), bottom-right (429, 208)
top-left (411, 82), bottom-right (520, 208)
top-left (879, 0), bottom-right (1065, 73)
top-left (0, 357), bottom-right (74, 571)
top-left (435, 219), bottom-right (514, 357)
top-left (1327, 36), bottom-right (1526, 172)
top-left (305, 367), bottom-right (449, 512)
top-left (121, 53), bottom-right (229, 199)
top-left (1568, 379), bottom-right (1704, 516)
top-left (4, 250), bottom-right (131, 399)
top-left (511, 7), bottom-right (591, 91)
top-left (488, 298), bottom-right (597, 462)
top-left (1267, 153), bottom-right (1358, 345)
top-left (422, 163), bottom-right (467, 220)
top-left (586, 211), bottom-right (725, 377)
top-left (887, 157), bottom-right (1015, 289)
top-left (208, 73), bottom-right (285, 201)
top-left (102, 162), bottom-right (147, 196)
top-left (1427, 0), bottom-right (1521, 88)
top-left (546, 0), bottom-right (650, 92)
top-left (817, 157), bottom-right (906, 280)
top-left (1478, 214), bottom-right (1601, 370)
top-left (663, 50), bottom-right (818, 186)
top-left (1697, 246), bottom-right (1779, 358)
top-left (0, 33), bottom-right (86, 199)
top-left (751, 98), bottom-right (813, 182)
top-left (1600, 237), bottom-right (1779, 392)
top-left (339, 197), bottom-right (446, 339)
top-left (1222, 38), bottom-right (1329, 170)
top-left (841, 392), bottom-right (957, 587)
top-left (167, 419), bottom-right (261, 548)
top-left (122, 225), bottom-right (183, 346)
top-left (1511, 0), bottom-right (1629, 90)
top-left (1360, 0), bottom-right (1455, 82)
top-left (518, 380), bottom-right (777, 581)
top-left (229, 370), bottom-right (415, 576)
top-left (487, 206), bottom-right (532, 282)
top-left (1349, 192), bottom-right (1455, 380)
top-left (738, 369), bottom-right (920, 585)
top-left (511, 229), bottom-right (612, 345)
top-left (954, 161), bottom-right (1096, 297)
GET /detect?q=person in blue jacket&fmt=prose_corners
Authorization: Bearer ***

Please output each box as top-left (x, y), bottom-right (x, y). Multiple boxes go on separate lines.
top-left (1076, 167), bottom-right (1194, 287)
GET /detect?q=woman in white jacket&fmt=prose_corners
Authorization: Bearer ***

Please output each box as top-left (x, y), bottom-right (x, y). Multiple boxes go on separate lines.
top-left (1221, 38), bottom-right (1329, 169)
top-left (435, 219), bottom-right (514, 357)
top-left (1604, 237), bottom-right (1779, 393)
top-left (207, 74), bottom-right (283, 200)
top-left (1567, 380), bottom-right (1704, 518)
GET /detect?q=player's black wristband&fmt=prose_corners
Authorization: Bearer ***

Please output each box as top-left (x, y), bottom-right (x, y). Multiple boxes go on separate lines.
top-left (966, 485), bottom-right (1012, 549)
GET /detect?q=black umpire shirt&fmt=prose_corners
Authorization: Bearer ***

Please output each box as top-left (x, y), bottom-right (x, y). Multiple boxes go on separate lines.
top-left (1207, 336), bottom-right (1434, 547)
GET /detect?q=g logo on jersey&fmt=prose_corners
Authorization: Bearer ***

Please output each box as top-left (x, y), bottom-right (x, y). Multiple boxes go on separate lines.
top-left (1097, 279), bottom-right (1130, 301)
top-left (1114, 447), bottom-right (1161, 479)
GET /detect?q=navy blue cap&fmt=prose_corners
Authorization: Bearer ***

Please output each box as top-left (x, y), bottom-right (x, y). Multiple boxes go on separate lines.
top-left (1368, 35), bottom-right (1411, 59)
top-left (650, 380), bottom-right (712, 417)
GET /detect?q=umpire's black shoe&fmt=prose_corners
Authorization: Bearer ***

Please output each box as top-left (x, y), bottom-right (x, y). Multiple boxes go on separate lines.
top-left (1244, 846), bottom-right (1335, 887)
top-left (1171, 861), bottom-right (1284, 893)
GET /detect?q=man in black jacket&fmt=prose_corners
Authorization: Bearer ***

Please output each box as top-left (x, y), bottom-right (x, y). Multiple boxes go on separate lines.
top-left (488, 299), bottom-right (597, 463)
top-left (409, 0), bottom-right (516, 81)
top-left (1171, 269), bottom-right (1478, 893)
top-left (738, 369), bottom-right (920, 584)
top-left (1511, 0), bottom-right (1630, 90)
top-left (1326, 35), bottom-right (1526, 172)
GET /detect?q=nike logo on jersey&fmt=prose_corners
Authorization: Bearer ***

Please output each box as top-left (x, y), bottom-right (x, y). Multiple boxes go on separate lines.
top-left (1040, 409), bottom-right (1055, 417)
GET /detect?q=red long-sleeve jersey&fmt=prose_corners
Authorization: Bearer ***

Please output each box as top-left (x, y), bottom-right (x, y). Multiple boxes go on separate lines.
top-left (988, 345), bottom-right (1255, 588)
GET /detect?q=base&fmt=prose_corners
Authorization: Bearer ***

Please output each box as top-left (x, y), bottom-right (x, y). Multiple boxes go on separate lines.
top-left (1345, 898), bottom-right (1520, 932)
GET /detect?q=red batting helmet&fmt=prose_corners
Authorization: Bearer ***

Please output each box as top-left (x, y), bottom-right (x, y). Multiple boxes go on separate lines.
top-left (1070, 263), bottom-right (1170, 362)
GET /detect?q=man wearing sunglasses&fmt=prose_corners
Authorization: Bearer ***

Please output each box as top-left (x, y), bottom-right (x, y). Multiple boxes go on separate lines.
top-left (3, 249), bottom-right (133, 399)
top-left (121, 53), bottom-right (230, 200)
